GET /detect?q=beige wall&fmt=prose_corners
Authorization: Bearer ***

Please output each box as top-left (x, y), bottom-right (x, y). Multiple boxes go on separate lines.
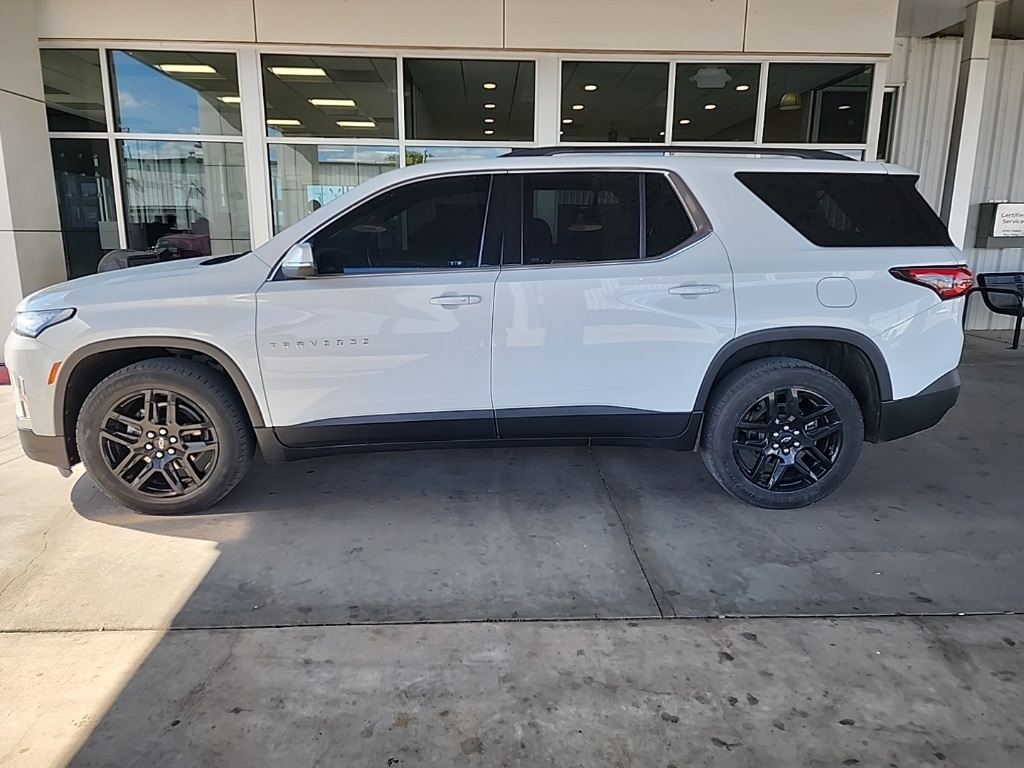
top-left (0, 0), bottom-right (65, 346)
top-left (37, 0), bottom-right (898, 55)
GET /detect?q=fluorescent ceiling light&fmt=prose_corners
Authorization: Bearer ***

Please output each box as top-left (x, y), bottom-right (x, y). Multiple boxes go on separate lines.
top-left (562, 118), bottom-right (573, 124)
top-left (484, 103), bottom-right (496, 109)
top-left (483, 82), bottom-right (497, 90)
top-left (584, 84), bottom-right (598, 91)
top-left (337, 120), bottom-right (376, 128)
top-left (217, 95), bottom-right (241, 104)
top-left (267, 119), bottom-right (301, 126)
top-left (572, 103), bottom-right (584, 111)
top-left (679, 119), bottom-right (691, 125)
top-left (269, 66), bottom-right (327, 77)
top-left (704, 103), bottom-right (717, 110)
top-left (735, 84), bottom-right (750, 92)
top-left (157, 64), bottom-right (216, 74)
top-left (838, 104), bottom-right (852, 110)
top-left (309, 98), bottom-right (356, 107)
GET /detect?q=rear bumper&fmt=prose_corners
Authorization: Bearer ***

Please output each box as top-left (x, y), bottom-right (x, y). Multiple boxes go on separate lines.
top-left (18, 428), bottom-right (72, 472)
top-left (874, 369), bottom-right (960, 443)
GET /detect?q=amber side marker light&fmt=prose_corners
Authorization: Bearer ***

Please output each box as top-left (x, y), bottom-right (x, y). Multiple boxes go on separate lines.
top-left (48, 362), bottom-right (62, 385)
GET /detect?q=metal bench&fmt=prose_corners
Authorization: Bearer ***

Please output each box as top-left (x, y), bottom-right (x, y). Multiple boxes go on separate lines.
top-left (963, 272), bottom-right (1024, 349)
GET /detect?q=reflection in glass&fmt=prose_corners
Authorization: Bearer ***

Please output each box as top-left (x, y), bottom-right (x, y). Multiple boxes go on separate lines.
top-left (672, 63), bottom-right (760, 142)
top-left (561, 62), bottom-right (668, 143)
top-left (404, 146), bottom-right (510, 165)
top-left (111, 51), bottom-right (241, 135)
top-left (269, 144), bottom-right (398, 233)
top-left (262, 54), bottom-right (398, 139)
top-left (119, 140), bottom-right (249, 254)
top-left (50, 139), bottom-right (119, 277)
top-left (763, 63), bottom-right (874, 144)
top-left (404, 59), bottom-right (535, 141)
top-left (41, 49), bottom-right (107, 132)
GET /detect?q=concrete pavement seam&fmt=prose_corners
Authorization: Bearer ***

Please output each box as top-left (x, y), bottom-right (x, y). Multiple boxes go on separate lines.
top-left (588, 449), bottom-right (666, 619)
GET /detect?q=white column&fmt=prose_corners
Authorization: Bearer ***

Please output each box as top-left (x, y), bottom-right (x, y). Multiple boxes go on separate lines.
top-left (940, 0), bottom-right (996, 250)
top-left (0, 0), bottom-right (66, 360)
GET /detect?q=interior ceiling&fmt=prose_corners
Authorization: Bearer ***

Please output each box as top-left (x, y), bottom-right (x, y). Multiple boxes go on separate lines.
top-left (561, 62), bottom-right (667, 141)
top-left (403, 59), bottom-right (534, 141)
top-left (262, 55), bottom-right (397, 138)
top-left (41, 50), bottom-right (105, 126)
top-left (937, 0), bottom-right (1024, 37)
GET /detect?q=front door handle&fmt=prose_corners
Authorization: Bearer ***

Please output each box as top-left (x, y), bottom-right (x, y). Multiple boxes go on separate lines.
top-left (429, 294), bottom-right (481, 307)
top-left (669, 284), bottom-right (721, 297)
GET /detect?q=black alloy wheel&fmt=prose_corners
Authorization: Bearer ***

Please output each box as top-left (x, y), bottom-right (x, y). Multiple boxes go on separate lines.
top-left (731, 387), bottom-right (843, 492)
top-left (98, 389), bottom-right (220, 498)
top-left (700, 357), bottom-right (864, 509)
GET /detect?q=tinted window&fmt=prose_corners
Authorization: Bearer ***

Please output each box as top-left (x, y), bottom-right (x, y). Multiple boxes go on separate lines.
top-left (110, 51), bottom-right (241, 135)
top-left (736, 172), bottom-right (952, 248)
top-left (520, 172), bottom-right (640, 264)
top-left (404, 59), bottom-right (535, 142)
top-left (41, 49), bottom-right (107, 132)
top-left (262, 54), bottom-right (398, 139)
top-left (311, 175), bottom-right (491, 274)
top-left (645, 174), bottom-right (695, 257)
top-left (560, 62), bottom-right (668, 143)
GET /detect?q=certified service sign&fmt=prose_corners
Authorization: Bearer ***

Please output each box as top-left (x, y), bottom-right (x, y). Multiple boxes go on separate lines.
top-left (993, 203), bottom-right (1024, 237)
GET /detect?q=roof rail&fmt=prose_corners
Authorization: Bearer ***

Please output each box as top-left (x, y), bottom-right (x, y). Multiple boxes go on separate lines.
top-left (503, 145), bottom-right (855, 161)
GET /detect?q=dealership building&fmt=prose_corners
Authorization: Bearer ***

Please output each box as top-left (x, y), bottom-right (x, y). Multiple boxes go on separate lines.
top-left (2, 0), bottom-right (1023, 357)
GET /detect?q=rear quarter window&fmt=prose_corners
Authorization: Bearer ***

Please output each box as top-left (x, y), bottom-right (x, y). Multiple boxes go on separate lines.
top-left (735, 172), bottom-right (952, 248)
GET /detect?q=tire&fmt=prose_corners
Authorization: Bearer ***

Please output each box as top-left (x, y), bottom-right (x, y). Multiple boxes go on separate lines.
top-left (700, 357), bottom-right (864, 510)
top-left (77, 357), bottom-right (254, 515)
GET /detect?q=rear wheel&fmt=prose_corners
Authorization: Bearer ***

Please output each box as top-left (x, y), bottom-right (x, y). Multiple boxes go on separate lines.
top-left (77, 358), bottom-right (254, 515)
top-left (700, 357), bottom-right (864, 509)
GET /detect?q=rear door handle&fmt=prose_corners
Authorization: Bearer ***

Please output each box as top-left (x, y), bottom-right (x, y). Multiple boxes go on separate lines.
top-left (429, 294), bottom-right (481, 307)
top-left (669, 284), bottom-right (721, 297)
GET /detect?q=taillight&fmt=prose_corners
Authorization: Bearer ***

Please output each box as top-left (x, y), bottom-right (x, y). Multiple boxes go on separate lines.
top-left (889, 266), bottom-right (973, 300)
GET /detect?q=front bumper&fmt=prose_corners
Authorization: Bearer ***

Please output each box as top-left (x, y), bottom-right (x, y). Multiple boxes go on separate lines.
top-left (874, 369), bottom-right (960, 443)
top-left (18, 428), bottom-right (73, 473)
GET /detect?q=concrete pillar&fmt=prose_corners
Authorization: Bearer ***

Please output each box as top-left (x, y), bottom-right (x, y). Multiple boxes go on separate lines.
top-left (0, 0), bottom-right (66, 362)
top-left (940, 0), bottom-right (996, 250)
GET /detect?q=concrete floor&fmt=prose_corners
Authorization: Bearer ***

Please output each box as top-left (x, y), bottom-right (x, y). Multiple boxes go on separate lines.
top-left (2, 332), bottom-right (1024, 766)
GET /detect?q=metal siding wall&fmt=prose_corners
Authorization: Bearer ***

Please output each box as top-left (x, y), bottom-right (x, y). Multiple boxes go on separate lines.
top-left (891, 38), bottom-right (961, 211)
top-left (893, 37), bottom-right (1024, 330)
top-left (965, 39), bottom-right (1024, 330)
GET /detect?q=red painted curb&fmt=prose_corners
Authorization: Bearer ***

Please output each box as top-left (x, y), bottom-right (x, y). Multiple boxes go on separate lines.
top-left (0, 365), bottom-right (10, 386)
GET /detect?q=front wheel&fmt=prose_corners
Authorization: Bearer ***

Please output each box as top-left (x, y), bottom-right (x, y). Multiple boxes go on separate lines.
top-left (77, 358), bottom-right (254, 515)
top-left (700, 357), bottom-right (864, 509)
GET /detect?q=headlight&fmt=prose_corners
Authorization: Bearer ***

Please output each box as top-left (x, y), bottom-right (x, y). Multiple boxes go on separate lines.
top-left (12, 308), bottom-right (76, 339)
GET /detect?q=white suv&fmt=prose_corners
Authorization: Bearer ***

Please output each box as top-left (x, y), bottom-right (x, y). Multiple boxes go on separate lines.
top-left (5, 148), bottom-right (970, 515)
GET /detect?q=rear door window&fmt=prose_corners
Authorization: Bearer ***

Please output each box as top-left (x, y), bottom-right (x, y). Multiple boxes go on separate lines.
top-left (735, 172), bottom-right (952, 247)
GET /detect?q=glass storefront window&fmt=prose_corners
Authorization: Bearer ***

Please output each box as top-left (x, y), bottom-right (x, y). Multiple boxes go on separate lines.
top-left (41, 49), bottom-right (107, 132)
top-left (50, 139), bottom-right (119, 277)
top-left (119, 140), bottom-right (249, 254)
top-left (262, 55), bottom-right (398, 139)
top-left (763, 63), bottom-right (874, 144)
top-left (269, 144), bottom-right (398, 233)
top-left (561, 62), bottom-right (668, 143)
top-left (672, 63), bottom-right (760, 142)
top-left (404, 59), bottom-right (535, 142)
top-left (404, 146), bottom-right (510, 165)
top-left (110, 51), bottom-right (242, 136)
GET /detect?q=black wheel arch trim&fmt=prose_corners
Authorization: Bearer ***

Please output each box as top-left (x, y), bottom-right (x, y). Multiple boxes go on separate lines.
top-left (54, 337), bottom-right (266, 436)
top-left (694, 327), bottom-right (894, 412)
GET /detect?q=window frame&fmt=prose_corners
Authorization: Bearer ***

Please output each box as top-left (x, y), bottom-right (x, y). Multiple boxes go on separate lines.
top-left (501, 168), bottom-right (710, 268)
top-left (284, 170), bottom-right (504, 280)
top-left (39, 41), bottom-right (884, 260)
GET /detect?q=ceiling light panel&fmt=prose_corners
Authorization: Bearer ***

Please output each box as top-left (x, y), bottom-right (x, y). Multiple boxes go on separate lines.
top-left (269, 66), bottom-right (327, 77)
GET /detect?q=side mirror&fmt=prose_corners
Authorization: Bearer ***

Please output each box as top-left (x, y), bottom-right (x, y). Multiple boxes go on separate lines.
top-left (280, 243), bottom-right (316, 279)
